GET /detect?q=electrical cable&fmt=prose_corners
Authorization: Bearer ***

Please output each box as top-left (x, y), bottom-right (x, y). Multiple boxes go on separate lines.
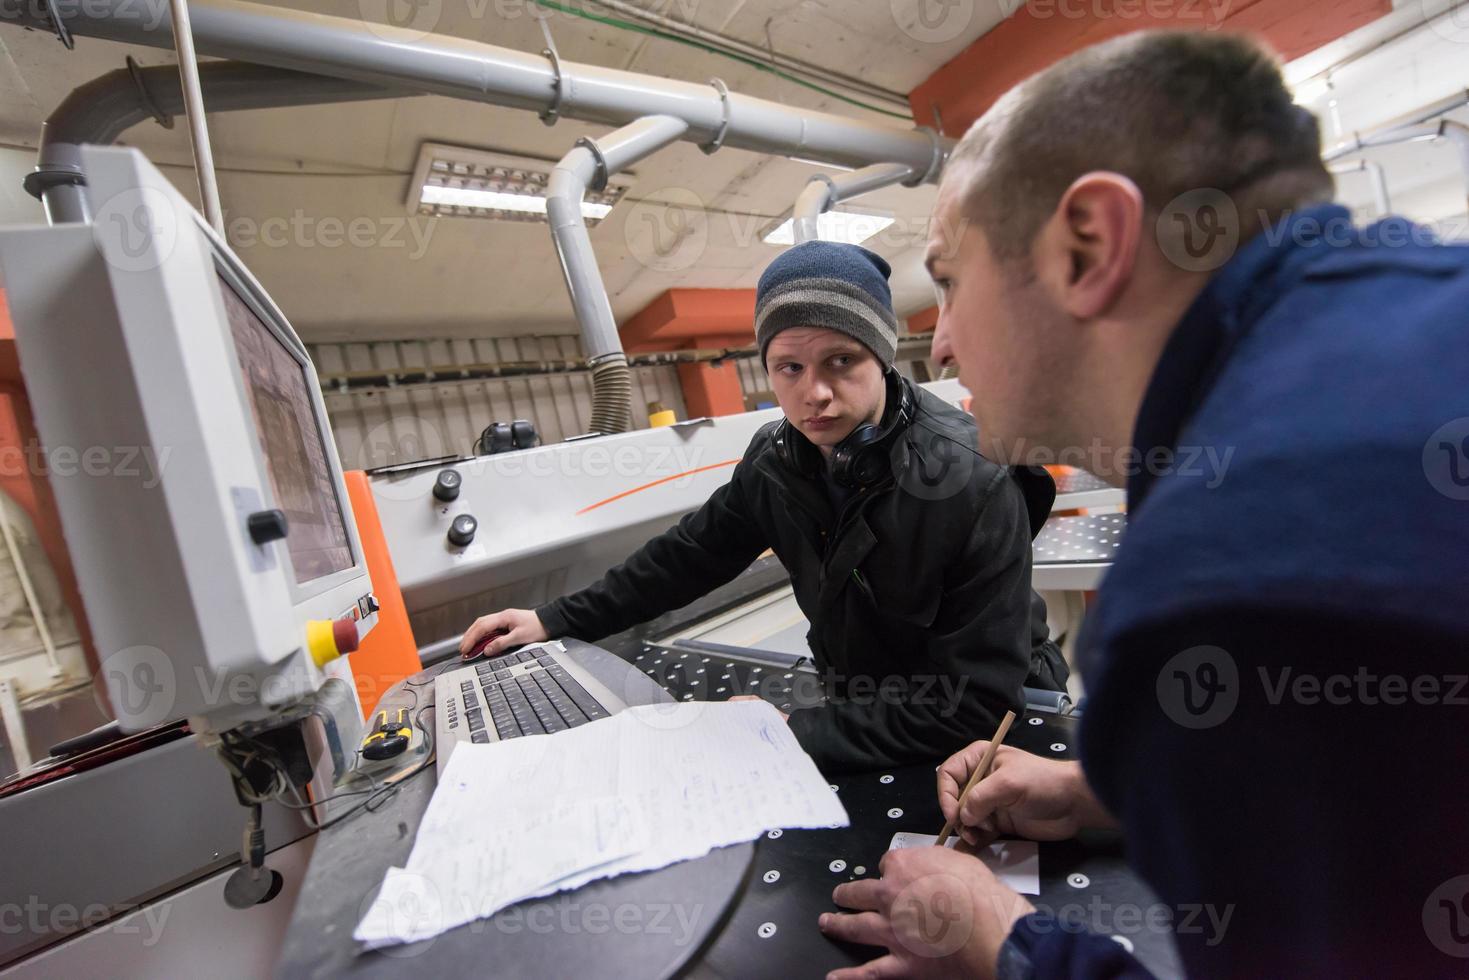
top-left (530, 0), bottom-right (913, 121)
top-left (215, 665), bottom-right (451, 833)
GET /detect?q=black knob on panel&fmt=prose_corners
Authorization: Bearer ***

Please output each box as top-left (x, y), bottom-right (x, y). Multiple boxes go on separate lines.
top-left (448, 514), bottom-right (478, 548)
top-left (433, 469), bottom-right (462, 502)
top-left (247, 509), bottom-right (289, 545)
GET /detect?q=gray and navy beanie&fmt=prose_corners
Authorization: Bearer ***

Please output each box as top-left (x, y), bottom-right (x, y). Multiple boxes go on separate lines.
top-left (755, 241), bottom-right (899, 368)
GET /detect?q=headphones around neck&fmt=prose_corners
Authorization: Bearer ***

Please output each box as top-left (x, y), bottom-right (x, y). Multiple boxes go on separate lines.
top-left (772, 370), bottom-right (916, 489)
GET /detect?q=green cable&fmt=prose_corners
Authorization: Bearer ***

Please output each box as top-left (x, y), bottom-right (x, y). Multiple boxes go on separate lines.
top-left (531, 0), bottom-right (914, 122)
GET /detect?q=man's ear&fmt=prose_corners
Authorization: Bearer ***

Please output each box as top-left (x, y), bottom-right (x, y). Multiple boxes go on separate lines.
top-left (1032, 172), bottom-right (1144, 320)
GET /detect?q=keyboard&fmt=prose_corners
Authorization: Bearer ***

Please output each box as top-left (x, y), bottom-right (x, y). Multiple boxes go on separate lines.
top-left (433, 639), bottom-right (628, 776)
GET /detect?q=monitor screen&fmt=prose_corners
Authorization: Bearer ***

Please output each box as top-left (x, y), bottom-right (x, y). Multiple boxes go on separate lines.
top-left (219, 271), bottom-right (354, 585)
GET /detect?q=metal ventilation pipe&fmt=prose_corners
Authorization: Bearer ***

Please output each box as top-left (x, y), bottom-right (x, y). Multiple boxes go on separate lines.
top-left (546, 115), bottom-right (690, 435)
top-left (1, 0), bottom-right (948, 177)
top-left (792, 162), bottom-right (921, 244)
top-left (27, 61), bottom-right (404, 224)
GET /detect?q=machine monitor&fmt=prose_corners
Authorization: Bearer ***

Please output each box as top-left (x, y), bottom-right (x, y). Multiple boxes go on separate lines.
top-left (0, 146), bottom-right (378, 737)
top-left (219, 268), bottom-right (353, 585)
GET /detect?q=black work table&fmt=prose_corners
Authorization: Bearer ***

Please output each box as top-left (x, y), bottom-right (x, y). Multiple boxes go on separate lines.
top-left (689, 711), bottom-right (1182, 979)
top-left (279, 564), bottom-right (1180, 978)
top-left (278, 698), bottom-right (1179, 978)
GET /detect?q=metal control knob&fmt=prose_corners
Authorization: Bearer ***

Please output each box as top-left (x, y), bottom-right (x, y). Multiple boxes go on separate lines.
top-left (448, 514), bottom-right (478, 548)
top-left (433, 469), bottom-right (461, 502)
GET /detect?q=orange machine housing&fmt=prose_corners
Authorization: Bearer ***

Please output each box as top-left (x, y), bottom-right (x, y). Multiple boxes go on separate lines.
top-left (342, 470), bottom-right (422, 714)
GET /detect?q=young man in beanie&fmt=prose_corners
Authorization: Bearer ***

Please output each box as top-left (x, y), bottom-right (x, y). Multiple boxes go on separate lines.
top-left (462, 241), bottom-right (1065, 773)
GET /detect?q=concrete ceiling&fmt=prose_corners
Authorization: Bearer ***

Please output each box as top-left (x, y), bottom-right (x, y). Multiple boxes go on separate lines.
top-left (0, 1), bottom-right (1016, 342)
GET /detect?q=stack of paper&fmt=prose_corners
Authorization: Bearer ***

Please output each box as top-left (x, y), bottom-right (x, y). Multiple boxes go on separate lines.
top-left (355, 700), bottom-right (848, 947)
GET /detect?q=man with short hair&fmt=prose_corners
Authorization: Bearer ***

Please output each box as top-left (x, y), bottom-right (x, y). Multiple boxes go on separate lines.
top-left (462, 240), bottom-right (1067, 773)
top-left (819, 30), bottom-right (1469, 977)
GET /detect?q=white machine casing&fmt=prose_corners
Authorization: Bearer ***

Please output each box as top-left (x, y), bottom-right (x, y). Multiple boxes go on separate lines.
top-left (373, 380), bottom-right (971, 645)
top-left (0, 147), bottom-right (375, 735)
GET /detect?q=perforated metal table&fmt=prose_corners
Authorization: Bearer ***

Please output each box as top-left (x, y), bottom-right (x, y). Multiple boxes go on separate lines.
top-left (1032, 512), bottom-right (1128, 591)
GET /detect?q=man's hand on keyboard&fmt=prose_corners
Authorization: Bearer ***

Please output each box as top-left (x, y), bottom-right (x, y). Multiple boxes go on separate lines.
top-left (729, 695), bottom-right (788, 721)
top-left (461, 608), bottom-right (549, 659)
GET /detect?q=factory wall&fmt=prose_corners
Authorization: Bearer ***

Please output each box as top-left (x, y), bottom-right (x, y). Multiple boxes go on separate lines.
top-left (311, 334), bottom-right (691, 471)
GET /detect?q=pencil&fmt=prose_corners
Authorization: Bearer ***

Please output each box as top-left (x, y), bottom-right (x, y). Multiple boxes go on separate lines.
top-left (936, 709), bottom-right (1016, 846)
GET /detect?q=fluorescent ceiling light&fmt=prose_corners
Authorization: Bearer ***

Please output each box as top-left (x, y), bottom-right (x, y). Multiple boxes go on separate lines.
top-left (419, 184), bottom-right (612, 220)
top-left (763, 208), bottom-right (896, 246)
top-left (408, 142), bottom-right (631, 225)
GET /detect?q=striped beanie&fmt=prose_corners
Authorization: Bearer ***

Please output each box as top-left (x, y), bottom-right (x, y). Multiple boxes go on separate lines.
top-left (755, 241), bottom-right (899, 368)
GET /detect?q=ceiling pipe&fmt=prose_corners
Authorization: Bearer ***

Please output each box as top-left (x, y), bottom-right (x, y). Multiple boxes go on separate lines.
top-left (2, 0), bottom-right (949, 177)
top-left (1321, 89), bottom-right (1469, 161)
top-left (166, 0), bottom-right (225, 234)
top-left (792, 162), bottom-right (920, 244)
top-left (547, 115), bottom-right (691, 435)
top-left (1329, 159), bottom-right (1392, 216)
top-left (1324, 118), bottom-right (1469, 214)
top-left (26, 61), bottom-right (405, 224)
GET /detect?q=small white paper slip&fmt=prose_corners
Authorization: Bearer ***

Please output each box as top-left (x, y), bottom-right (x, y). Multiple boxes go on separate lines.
top-left (887, 833), bottom-right (1041, 896)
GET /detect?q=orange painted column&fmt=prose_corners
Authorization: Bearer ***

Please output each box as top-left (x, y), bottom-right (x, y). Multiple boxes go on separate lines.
top-left (676, 360), bottom-right (747, 418)
top-left (909, 0), bottom-right (1392, 138)
top-left (623, 289), bottom-right (757, 419)
top-left (908, 306), bottom-right (939, 335)
top-left (0, 288), bottom-right (98, 675)
top-left (342, 470), bottom-right (423, 715)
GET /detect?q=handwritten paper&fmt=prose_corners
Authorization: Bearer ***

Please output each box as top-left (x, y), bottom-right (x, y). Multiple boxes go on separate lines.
top-left (888, 832), bottom-right (1041, 895)
top-left (355, 700), bottom-right (847, 947)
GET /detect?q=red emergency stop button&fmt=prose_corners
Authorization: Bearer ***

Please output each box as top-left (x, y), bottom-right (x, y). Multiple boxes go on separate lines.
top-left (307, 617), bottom-right (360, 667)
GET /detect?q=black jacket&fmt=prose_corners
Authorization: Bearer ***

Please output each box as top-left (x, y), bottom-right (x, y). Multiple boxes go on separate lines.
top-left (537, 379), bottom-right (1060, 772)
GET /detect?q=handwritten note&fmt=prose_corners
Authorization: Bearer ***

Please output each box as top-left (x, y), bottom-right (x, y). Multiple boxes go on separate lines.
top-left (355, 701), bottom-right (847, 947)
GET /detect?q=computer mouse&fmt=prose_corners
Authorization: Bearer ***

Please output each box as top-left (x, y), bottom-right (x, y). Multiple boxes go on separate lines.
top-left (461, 628), bottom-right (511, 663)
